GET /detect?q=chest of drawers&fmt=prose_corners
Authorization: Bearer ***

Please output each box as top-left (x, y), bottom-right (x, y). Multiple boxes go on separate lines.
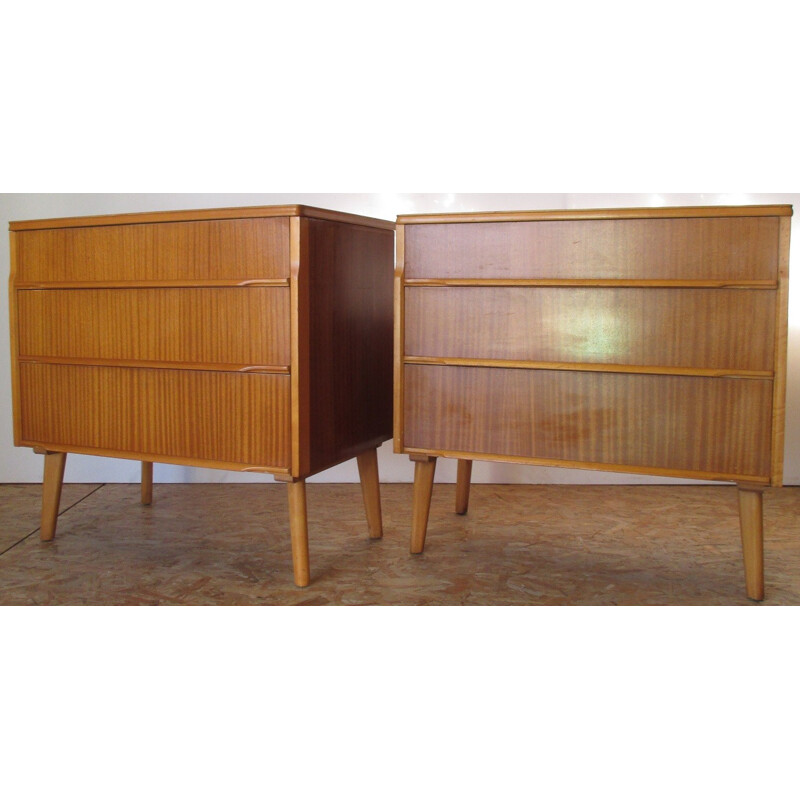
top-left (395, 205), bottom-right (792, 600)
top-left (9, 205), bottom-right (395, 586)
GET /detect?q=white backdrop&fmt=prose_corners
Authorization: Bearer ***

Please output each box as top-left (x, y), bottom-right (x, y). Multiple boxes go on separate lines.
top-left (1, 192), bottom-right (797, 485)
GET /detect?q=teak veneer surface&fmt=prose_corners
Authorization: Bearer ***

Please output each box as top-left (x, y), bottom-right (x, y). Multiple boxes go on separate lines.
top-left (9, 204), bottom-right (395, 586)
top-left (17, 286), bottom-right (291, 369)
top-left (395, 204), bottom-right (792, 600)
top-left (404, 217), bottom-right (781, 281)
top-left (14, 218), bottom-right (292, 283)
top-left (19, 363), bottom-right (293, 469)
top-left (404, 364), bottom-right (773, 481)
top-left (405, 286), bottom-right (776, 372)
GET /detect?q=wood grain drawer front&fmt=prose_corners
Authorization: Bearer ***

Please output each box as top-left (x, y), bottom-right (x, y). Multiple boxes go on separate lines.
top-left (19, 363), bottom-right (291, 469)
top-left (405, 287), bottom-right (776, 373)
top-left (14, 218), bottom-right (290, 283)
top-left (404, 217), bottom-right (780, 281)
top-left (17, 287), bottom-right (290, 369)
top-left (404, 364), bottom-right (773, 481)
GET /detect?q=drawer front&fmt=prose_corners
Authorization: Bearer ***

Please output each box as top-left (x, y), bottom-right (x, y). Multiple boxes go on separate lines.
top-left (17, 287), bottom-right (290, 368)
top-left (405, 286), bottom-right (776, 373)
top-left (14, 217), bottom-right (290, 283)
top-left (19, 363), bottom-right (291, 469)
top-left (404, 217), bottom-right (780, 281)
top-left (404, 364), bottom-right (773, 480)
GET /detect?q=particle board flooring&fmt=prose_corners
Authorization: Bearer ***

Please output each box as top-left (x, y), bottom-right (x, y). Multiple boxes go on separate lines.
top-left (0, 483), bottom-right (798, 605)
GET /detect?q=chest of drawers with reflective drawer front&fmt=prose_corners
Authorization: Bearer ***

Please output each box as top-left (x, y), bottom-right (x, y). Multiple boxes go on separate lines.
top-left (9, 205), bottom-right (395, 586)
top-left (394, 205), bottom-right (792, 600)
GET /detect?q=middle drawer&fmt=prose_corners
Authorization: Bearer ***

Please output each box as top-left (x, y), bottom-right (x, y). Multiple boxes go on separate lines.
top-left (17, 287), bottom-right (290, 369)
top-left (405, 286), bottom-right (776, 373)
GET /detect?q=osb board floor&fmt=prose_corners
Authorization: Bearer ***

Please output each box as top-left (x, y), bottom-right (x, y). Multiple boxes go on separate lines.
top-left (0, 483), bottom-right (798, 605)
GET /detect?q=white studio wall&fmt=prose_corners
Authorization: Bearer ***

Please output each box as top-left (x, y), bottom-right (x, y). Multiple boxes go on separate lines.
top-left (1, 193), bottom-right (798, 485)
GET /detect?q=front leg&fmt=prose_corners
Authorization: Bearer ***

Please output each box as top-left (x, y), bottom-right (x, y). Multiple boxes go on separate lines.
top-left (285, 478), bottom-right (311, 588)
top-left (410, 455), bottom-right (437, 554)
top-left (40, 451), bottom-right (67, 542)
top-left (737, 484), bottom-right (765, 601)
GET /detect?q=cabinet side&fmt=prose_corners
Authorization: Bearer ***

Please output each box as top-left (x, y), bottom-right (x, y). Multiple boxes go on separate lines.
top-left (771, 215), bottom-right (792, 486)
top-left (290, 216), bottom-right (311, 478)
top-left (394, 223), bottom-right (405, 453)
top-left (8, 231), bottom-right (22, 446)
top-left (306, 218), bottom-right (394, 475)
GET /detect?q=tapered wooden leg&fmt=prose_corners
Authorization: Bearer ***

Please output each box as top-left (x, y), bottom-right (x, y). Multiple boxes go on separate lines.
top-left (141, 462), bottom-right (153, 506)
top-left (738, 485), bottom-right (765, 601)
top-left (410, 456), bottom-right (437, 554)
top-left (41, 451), bottom-right (67, 542)
top-left (455, 459), bottom-right (473, 515)
top-left (356, 448), bottom-right (383, 539)
top-left (286, 479), bottom-right (310, 588)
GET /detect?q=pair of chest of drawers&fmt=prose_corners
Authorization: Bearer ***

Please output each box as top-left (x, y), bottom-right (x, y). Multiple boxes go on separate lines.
top-left (395, 205), bottom-right (792, 600)
top-left (9, 205), bottom-right (395, 586)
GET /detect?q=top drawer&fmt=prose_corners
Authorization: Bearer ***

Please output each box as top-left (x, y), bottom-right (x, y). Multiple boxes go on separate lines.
top-left (13, 217), bottom-right (290, 283)
top-left (404, 217), bottom-right (781, 281)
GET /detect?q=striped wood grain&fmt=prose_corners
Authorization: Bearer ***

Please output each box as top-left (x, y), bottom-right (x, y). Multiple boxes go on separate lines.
top-left (14, 218), bottom-right (290, 283)
top-left (404, 216), bottom-right (780, 281)
top-left (17, 287), bottom-right (290, 368)
top-left (404, 364), bottom-right (773, 480)
top-left (19, 363), bottom-right (291, 469)
top-left (405, 286), bottom-right (776, 373)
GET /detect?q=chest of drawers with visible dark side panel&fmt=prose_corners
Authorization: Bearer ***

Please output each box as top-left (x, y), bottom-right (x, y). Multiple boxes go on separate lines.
top-left (9, 205), bottom-right (395, 586)
top-left (394, 205), bottom-right (792, 600)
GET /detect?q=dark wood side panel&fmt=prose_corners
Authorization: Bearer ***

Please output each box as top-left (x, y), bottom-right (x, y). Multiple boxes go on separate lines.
top-left (404, 217), bottom-right (780, 280)
top-left (19, 363), bottom-right (291, 468)
top-left (405, 286), bottom-right (776, 372)
top-left (306, 219), bottom-right (394, 474)
top-left (404, 364), bottom-right (773, 480)
top-left (14, 218), bottom-right (290, 282)
top-left (17, 287), bottom-right (290, 368)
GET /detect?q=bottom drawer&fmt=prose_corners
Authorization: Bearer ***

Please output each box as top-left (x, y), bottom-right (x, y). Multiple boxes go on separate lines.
top-left (19, 363), bottom-right (291, 470)
top-left (404, 364), bottom-right (773, 481)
